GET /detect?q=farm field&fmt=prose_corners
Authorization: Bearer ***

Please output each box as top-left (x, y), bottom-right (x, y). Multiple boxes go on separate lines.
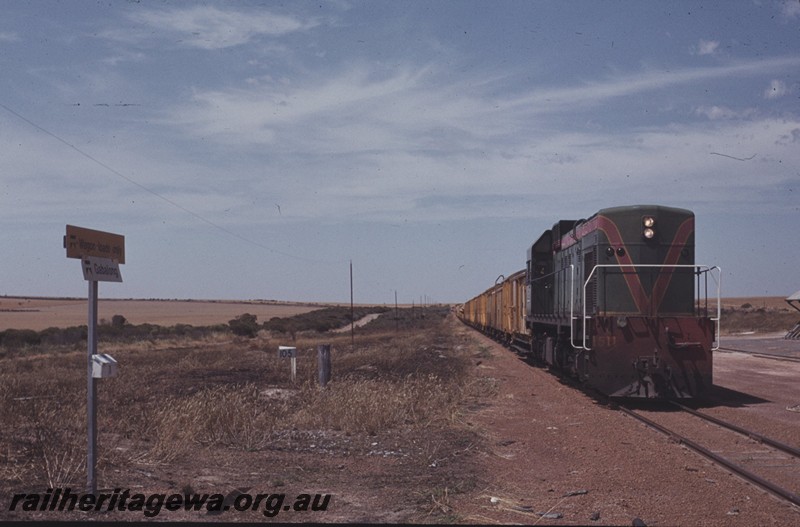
top-left (0, 297), bottom-right (323, 331)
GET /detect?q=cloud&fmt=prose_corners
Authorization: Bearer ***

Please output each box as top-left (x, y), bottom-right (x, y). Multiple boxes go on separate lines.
top-left (146, 54), bottom-right (800, 224)
top-left (764, 79), bottom-right (788, 99)
top-left (695, 39), bottom-right (720, 56)
top-left (111, 6), bottom-right (318, 49)
top-left (153, 112), bottom-right (800, 224)
top-left (101, 50), bottom-right (146, 66)
top-left (776, 128), bottom-right (800, 145)
top-left (164, 63), bottom-right (494, 155)
top-left (781, 0), bottom-right (800, 19)
top-left (0, 31), bottom-right (19, 42)
top-left (503, 56), bottom-right (800, 115)
top-left (695, 105), bottom-right (757, 120)
top-left (165, 56), bottom-right (800, 157)
top-left (7, 47), bottom-right (800, 238)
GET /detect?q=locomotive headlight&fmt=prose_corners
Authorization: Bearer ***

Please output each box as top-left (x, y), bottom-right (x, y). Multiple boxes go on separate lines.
top-left (642, 216), bottom-right (656, 239)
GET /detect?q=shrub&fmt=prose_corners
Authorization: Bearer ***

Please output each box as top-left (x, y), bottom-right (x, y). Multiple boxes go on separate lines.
top-left (0, 329), bottom-right (41, 347)
top-left (229, 313), bottom-right (260, 338)
top-left (39, 326), bottom-right (87, 347)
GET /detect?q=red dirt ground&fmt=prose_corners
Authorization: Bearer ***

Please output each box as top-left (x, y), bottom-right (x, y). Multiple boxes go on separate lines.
top-left (448, 320), bottom-right (800, 526)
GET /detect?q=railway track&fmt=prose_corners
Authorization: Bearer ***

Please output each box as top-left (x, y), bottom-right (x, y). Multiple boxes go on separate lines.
top-left (718, 346), bottom-right (800, 364)
top-left (617, 402), bottom-right (800, 508)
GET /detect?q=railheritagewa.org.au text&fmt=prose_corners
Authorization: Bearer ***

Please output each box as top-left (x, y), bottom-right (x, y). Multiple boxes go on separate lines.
top-left (8, 487), bottom-right (331, 518)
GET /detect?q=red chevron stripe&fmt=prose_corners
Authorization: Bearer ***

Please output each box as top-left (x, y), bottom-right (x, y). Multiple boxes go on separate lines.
top-left (596, 215), bottom-right (649, 313)
top-left (651, 217), bottom-right (695, 311)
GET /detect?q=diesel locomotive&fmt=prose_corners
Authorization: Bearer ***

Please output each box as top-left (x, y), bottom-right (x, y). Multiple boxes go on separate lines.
top-left (461, 205), bottom-right (720, 398)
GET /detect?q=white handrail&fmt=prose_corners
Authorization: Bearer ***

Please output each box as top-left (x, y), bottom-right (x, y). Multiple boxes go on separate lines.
top-left (708, 266), bottom-right (722, 351)
top-left (569, 264), bottom-right (577, 349)
top-left (580, 264), bottom-right (722, 351)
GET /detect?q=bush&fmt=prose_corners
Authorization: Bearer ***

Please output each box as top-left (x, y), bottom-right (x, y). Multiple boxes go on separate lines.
top-left (0, 329), bottom-right (41, 347)
top-left (229, 313), bottom-right (260, 338)
top-left (39, 326), bottom-right (87, 347)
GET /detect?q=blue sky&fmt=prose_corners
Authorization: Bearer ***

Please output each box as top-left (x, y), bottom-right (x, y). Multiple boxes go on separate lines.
top-left (1, 1), bottom-right (798, 304)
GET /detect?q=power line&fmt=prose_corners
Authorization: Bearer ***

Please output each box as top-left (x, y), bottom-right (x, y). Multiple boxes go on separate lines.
top-left (1, 102), bottom-right (335, 264)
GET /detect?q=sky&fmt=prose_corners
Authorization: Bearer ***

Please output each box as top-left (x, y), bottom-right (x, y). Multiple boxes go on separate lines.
top-left (1, 1), bottom-right (799, 305)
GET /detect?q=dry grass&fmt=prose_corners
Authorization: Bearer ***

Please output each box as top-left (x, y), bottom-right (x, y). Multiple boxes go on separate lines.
top-left (721, 296), bottom-right (793, 311)
top-left (0, 307), bottom-right (478, 496)
top-left (720, 307), bottom-right (799, 335)
top-left (293, 375), bottom-right (461, 435)
top-left (715, 296), bottom-right (798, 335)
top-left (0, 370), bottom-right (86, 489)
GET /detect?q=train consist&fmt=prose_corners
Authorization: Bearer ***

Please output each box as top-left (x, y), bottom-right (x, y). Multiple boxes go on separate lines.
top-left (460, 205), bottom-right (720, 398)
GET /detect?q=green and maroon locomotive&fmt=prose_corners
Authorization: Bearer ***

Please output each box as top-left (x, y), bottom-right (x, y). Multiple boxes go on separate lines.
top-left (462, 205), bottom-right (720, 399)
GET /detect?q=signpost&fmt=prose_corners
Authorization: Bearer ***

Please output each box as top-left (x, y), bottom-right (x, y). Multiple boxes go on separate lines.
top-left (65, 225), bottom-right (125, 495)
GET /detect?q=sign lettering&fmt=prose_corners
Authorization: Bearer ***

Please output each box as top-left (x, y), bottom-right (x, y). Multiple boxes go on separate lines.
top-left (82, 256), bottom-right (123, 283)
top-left (65, 225), bottom-right (125, 264)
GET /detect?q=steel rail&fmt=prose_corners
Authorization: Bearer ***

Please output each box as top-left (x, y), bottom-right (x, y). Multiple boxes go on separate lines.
top-left (618, 405), bottom-right (800, 508)
top-left (511, 343), bottom-right (530, 355)
top-left (668, 401), bottom-right (800, 459)
top-left (718, 346), bottom-right (800, 364)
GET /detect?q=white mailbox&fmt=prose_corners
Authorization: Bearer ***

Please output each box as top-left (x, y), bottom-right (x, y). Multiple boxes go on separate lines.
top-left (91, 354), bottom-right (118, 378)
